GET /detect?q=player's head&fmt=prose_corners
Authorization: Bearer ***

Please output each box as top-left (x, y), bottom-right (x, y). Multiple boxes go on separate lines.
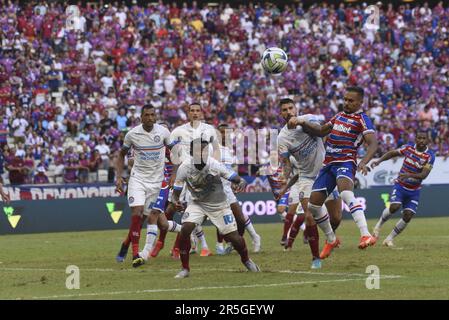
top-left (188, 103), bottom-right (203, 122)
top-left (279, 98), bottom-right (296, 122)
top-left (416, 130), bottom-right (429, 150)
top-left (141, 104), bottom-right (156, 127)
top-left (190, 137), bottom-right (210, 165)
top-left (343, 86), bottom-right (364, 114)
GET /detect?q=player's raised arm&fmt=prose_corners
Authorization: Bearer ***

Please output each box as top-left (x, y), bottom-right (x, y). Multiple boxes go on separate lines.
top-left (357, 132), bottom-right (378, 175)
top-left (288, 116), bottom-right (333, 137)
top-left (370, 149), bottom-right (402, 169)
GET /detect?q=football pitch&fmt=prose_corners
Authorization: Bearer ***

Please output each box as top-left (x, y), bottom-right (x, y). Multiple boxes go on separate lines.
top-left (1, 217), bottom-right (448, 300)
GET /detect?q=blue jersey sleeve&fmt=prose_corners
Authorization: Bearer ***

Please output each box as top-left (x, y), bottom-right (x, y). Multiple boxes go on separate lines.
top-left (360, 113), bottom-right (375, 135)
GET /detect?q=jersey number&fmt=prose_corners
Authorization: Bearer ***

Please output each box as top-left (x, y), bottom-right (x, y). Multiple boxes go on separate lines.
top-left (223, 214), bottom-right (234, 225)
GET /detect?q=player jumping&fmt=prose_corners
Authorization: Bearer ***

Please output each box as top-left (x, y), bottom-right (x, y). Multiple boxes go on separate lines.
top-left (289, 86), bottom-right (378, 259)
top-left (276, 98), bottom-right (342, 268)
top-left (371, 131), bottom-right (435, 247)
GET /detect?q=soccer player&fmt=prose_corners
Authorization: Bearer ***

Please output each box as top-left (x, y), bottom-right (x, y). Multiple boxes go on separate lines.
top-left (276, 98), bottom-right (342, 269)
top-left (371, 131), bottom-right (435, 247)
top-left (115, 105), bottom-right (177, 267)
top-left (289, 86), bottom-right (378, 259)
top-left (169, 103), bottom-right (221, 257)
top-left (172, 138), bottom-right (260, 278)
top-left (139, 144), bottom-right (182, 260)
top-left (216, 123), bottom-right (261, 253)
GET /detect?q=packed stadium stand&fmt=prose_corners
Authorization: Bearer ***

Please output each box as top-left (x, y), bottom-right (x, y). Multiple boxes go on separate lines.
top-left (1, 0), bottom-right (448, 184)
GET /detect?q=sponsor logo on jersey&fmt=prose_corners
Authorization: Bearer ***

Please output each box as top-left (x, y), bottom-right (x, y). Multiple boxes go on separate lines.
top-left (326, 146), bottom-right (343, 153)
top-left (333, 124), bottom-right (352, 133)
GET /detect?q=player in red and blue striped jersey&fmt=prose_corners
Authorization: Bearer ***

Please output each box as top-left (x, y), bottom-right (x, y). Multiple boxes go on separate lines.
top-left (371, 131), bottom-right (435, 247)
top-left (289, 86), bottom-right (379, 259)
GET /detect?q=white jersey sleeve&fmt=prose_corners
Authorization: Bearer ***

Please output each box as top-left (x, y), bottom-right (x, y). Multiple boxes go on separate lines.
top-left (123, 130), bottom-right (133, 149)
top-left (210, 158), bottom-right (237, 181)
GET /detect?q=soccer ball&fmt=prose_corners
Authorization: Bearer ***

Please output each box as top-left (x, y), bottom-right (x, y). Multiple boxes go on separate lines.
top-left (261, 47), bottom-right (288, 74)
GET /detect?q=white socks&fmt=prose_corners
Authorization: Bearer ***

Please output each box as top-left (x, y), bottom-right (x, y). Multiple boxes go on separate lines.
top-left (340, 190), bottom-right (370, 237)
top-left (141, 224), bottom-right (158, 260)
top-left (168, 220), bottom-right (181, 233)
top-left (386, 219), bottom-right (408, 241)
top-left (375, 207), bottom-right (394, 230)
top-left (194, 225), bottom-right (209, 249)
top-left (308, 203), bottom-right (336, 243)
top-left (244, 215), bottom-right (259, 240)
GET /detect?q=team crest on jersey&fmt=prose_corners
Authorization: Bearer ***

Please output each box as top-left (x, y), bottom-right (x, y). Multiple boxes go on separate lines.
top-left (129, 196), bottom-right (135, 204)
top-left (154, 135), bottom-right (161, 143)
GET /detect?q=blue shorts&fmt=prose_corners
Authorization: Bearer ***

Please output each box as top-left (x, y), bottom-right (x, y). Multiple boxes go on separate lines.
top-left (312, 162), bottom-right (356, 196)
top-left (277, 192), bottom-right (289, 206)
top-left (152, 186), bottom-right (170, 213)
top-left (390, 183), bottom-right (420, 214)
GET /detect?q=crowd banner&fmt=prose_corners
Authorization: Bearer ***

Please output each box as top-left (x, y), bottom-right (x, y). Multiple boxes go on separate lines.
top-left (1, 186), bottom-right (448, 234)
top-left (356, 156), bottom-right (449, 188)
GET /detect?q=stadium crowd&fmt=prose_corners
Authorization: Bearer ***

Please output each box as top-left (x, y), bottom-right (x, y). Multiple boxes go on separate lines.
top-left (0, 0), bottom-right (449, 185)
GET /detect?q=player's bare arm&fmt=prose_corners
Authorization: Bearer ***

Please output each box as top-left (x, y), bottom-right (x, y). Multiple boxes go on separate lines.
top-left (289, 117), bottom-right (332, 137)
top-left (230, 175), bottom-right (247, 193)
top-left (171, 187), bottom-right (184, 211)
top-left (280, 155), bottom-right (293, 181)
top-left (399, 165), bottom-right (433, 181)
top-left (358, 133), bottom-right (378, 175)
top-left (371, 150), bottom-right (402, 169)
top-left (115, 146), bottom-right (129, 194)
top-left (276, 173), bottom-right (299, 201)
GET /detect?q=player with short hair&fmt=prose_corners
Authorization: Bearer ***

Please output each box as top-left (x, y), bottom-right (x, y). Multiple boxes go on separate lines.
top-left (290, 87), bottom-right (378, 259)
top-left (115, 105), bottom-right (177, 267)
top-left (216, 123), bottom-right (261, 254)
top-left (371, 131), bottom-right (435, 247)
top-left (168, 103), bottom-right (221, 257)
top-left (276, 98), bottom-right (342, 269)
top-left (172, 138), bottom-right (260, 278)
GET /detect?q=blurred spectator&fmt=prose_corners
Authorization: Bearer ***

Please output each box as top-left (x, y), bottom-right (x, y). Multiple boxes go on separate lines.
top-left (33, 165), bottom-right (49, 184)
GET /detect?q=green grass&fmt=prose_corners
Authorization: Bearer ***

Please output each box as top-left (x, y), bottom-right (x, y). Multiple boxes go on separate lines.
top-left (1, 217), bottom-right (449, 300)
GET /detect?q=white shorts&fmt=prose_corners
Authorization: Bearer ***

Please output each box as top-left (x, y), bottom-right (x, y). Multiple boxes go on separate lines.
top-left (182, 202), bottom-right (237, 235)
top-left (127, 177), bottom-right (161, 215)
top-left (289, 177), bottom-right (314, 205)
top-left (223, 184), bottom-right (238, 204)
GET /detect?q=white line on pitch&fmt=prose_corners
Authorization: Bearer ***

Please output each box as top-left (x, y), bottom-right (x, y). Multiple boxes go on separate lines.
top-left (31, 276), bottom-right (402, 300)
top-left (0, 267), bottom-right (403, 278)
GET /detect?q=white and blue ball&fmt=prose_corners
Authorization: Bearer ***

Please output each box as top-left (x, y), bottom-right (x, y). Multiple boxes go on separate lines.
top-left (261, 47), bottom-right (288, 74)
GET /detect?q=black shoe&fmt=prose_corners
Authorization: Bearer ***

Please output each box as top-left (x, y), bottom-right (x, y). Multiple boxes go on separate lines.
top-left (132, 255), bottom-right (145, 268)
top-left (116, 243), bottom-right (129, 263)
